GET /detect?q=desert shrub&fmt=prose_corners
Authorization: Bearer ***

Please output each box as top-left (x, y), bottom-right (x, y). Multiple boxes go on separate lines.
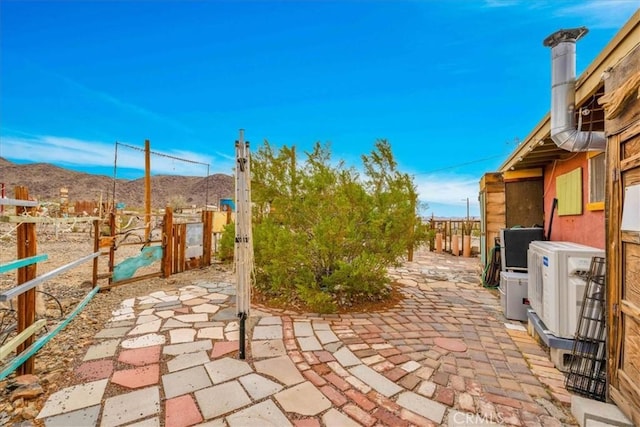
top-left (222, 140), bottom-right (428, 313)
top-left (217, 223), bottom-right (236, 261)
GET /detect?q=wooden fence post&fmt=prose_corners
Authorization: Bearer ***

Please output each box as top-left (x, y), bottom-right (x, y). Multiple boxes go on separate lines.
top-left (108, 212), bottom-right (116, 285)
top-left (15, 186), bottom-right (37, 375)
top-left (163, 207), bottom-right (173, 278)
top-left (202, 210), bottom-right (213, 267)
top-left (92, 219), bottom-right (99, 287)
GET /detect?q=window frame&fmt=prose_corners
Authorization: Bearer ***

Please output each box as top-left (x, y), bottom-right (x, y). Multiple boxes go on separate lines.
top-left (587, 151), bottom-right (605, 211)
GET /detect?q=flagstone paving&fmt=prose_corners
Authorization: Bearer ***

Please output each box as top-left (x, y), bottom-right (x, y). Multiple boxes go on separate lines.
top-left (36, 249), bottom-right (577, 426)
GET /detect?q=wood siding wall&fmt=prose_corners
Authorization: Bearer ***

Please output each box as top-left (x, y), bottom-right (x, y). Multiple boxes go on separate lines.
top-left (603, 41), bottom-right (640, 425)
top-left (480, 173), bottom-right (505, 262)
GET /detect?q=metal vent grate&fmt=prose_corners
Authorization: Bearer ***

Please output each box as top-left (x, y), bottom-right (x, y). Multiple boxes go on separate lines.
top-left (565, 256), bottom-right (607, 401)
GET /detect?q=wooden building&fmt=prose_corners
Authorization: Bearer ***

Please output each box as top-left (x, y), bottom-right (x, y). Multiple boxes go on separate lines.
top-left (480, 9), bottom-right (640, 423)
top-left (479, 170), bottom-right (544, 265)
top-left (600, 35), bottom-right (640, 425)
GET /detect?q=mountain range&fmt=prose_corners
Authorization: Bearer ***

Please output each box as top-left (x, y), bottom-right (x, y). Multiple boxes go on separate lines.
top-left (0, 157), bottom-right (234, 210)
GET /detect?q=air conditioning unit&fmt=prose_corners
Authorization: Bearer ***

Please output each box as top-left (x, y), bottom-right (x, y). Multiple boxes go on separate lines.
top-left (500, 227), bottom-right (545, 272)
top-left (527, 241), bottom-right (604, 339)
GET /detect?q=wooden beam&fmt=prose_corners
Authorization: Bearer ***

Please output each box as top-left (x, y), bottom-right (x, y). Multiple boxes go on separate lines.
top-left (93, 219), bottom-right (99, 287)
top-left (163, 207), bottom-right (173, 278)
top-left (108, 212), bottom-right (116, 286)
top-left (202, 210), bottom-right (212, 267)
top-left (0, 216), bottom-right (100, 224)
top-left (503, 168), bottom-right (543, 181)
top-left (144, 139), bottom-right (151, 242)
top-left (100, 271), bottom-right (162, 290)
top-left (15, 186), bottom-right (37, 375)
top-left (117, 239), bottom-right (162, 247)
top-left (0, 198), bottom-right (38, 207)
top-left (621, 299), bottom-right (640, 319)
top-left (607, 133), bottom-right (623, 390)
top-left (0, 319), bottom-right (46, 360)
top-left (576, 9), bottom-right (640, 102)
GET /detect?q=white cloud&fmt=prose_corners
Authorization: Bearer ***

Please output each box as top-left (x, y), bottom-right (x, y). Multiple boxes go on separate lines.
top-left (1, 134), bottom-right (233, 177)
top-left (214, 150), bottom-right (237, 162)
top-left (414, 173), bottom-right (479, 216)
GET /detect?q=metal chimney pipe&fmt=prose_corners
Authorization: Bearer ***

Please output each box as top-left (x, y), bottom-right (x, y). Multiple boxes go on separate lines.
top-left (543, 27), bottom-right (606, 152)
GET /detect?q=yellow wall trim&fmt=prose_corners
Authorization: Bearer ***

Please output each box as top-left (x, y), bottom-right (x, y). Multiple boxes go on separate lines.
top-left (587, 150), bottom-right (605, 159)
top-left (587, 201), bottom-right (605, 211)
top-left (503, 168), bottom-right (543, 181)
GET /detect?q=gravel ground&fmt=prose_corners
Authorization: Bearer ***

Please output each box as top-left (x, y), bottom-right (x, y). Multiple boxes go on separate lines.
top-left (0, 225), bottom-right (231, 425)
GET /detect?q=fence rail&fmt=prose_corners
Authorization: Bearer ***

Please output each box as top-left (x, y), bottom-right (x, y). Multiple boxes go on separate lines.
top-left (0, 198), bottom-right (38, 207)
top-left (0, 288), bottom-right (100, 380)
top-left (0, 255), bottom-right (48, 274)
top-left (0, 252), bottom-right (100, 302)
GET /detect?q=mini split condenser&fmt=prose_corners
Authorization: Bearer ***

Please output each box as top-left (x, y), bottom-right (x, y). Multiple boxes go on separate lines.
top-left (527, 241), bottom-right (604, 339)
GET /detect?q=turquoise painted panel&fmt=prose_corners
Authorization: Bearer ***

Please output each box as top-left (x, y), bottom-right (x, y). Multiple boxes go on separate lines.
top-left (113, 246), bottom-right (163, 282)
top-left (0, 254), bottom-right (48, 274)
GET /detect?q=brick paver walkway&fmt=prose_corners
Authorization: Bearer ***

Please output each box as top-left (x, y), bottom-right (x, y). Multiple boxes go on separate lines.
top-left (36, 249), bottom-right (575, 426)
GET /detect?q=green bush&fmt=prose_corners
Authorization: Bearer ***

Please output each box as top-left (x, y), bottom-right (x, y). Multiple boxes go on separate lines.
top-left (221, 140), bottom-right (428, 313)
top-left (217, 223), bottom-right (236, 261)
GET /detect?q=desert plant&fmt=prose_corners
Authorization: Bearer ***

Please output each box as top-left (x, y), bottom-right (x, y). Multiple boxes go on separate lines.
top-left (168, 195), bottom-right (187, 212)
top-left (462, 220), bottom-right (473, 236)
top-left (222, 139), bottom-right (428, 313)
top-left (217, 222), bottom-right (235, 261)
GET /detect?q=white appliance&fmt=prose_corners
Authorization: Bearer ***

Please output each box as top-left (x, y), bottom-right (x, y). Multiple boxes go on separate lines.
top-left (527, 241), bottom-right (604, 339)
top-left (499, 271), bottom-right (529, 321)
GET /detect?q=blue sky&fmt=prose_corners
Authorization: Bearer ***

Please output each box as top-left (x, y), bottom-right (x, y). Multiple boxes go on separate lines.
top-left (1, 1), bottom-right (638, 217)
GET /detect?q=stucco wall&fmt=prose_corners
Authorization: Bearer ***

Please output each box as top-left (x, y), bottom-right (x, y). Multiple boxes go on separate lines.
top-left (543, 153), bottom-right (605, 249)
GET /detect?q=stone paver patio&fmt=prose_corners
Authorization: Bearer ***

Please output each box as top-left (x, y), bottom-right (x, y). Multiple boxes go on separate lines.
top-left (35, 249), bottom-right (576, 426)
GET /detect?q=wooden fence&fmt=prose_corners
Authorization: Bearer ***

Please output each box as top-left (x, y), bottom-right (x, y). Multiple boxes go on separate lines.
top-left (103, 207), bottom-right (214, 289)
top-left (427, 219), bottom-right (481, 254)
top-left (1, 187), bottom-right (219, 378)
top-left (0, 187), bottom-right (100, 378)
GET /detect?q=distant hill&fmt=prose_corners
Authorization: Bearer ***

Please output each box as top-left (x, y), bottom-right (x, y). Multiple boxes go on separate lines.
top-left (0, 157), bottom-right (234, 209)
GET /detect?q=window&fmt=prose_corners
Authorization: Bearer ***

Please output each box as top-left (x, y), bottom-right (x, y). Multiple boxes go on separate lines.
top-left (556, 167), bottom-right (582, 216)
top-left (588, 152), bottom-right (605, 210)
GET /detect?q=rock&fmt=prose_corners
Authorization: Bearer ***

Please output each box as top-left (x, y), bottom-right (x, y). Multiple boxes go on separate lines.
top-left (10, 384), bottom-right (44, 401)
top-left (41, 371), bottom-right (60, 385)
top-left (21, 403), bottom-right (39, 420)
top-left (0, 412), bottom-right (11, 426)
top-left (12, 375), bottom-right (39, 387)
